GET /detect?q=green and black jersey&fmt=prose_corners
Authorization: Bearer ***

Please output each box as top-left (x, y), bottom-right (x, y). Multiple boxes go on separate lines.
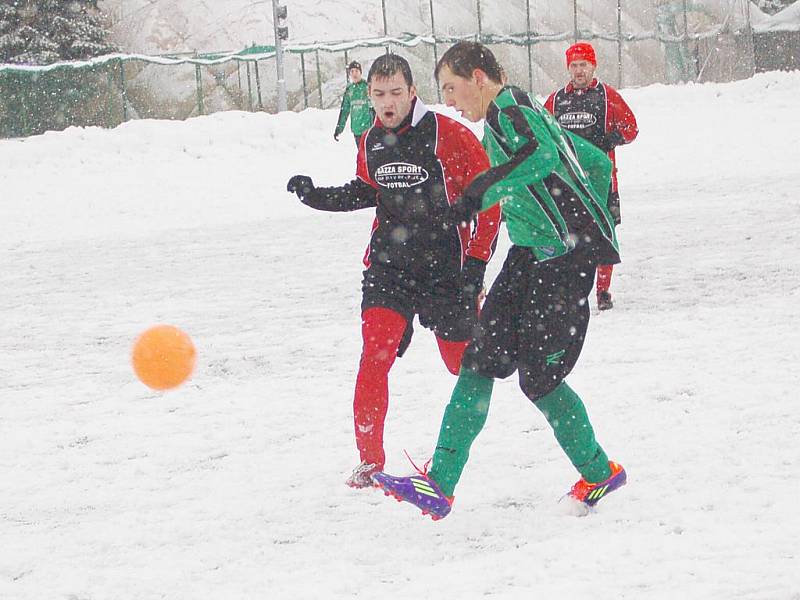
top-left (334, 80), bottom-right (374, 137)
top-left (470, 85), bottom-right (619, 264)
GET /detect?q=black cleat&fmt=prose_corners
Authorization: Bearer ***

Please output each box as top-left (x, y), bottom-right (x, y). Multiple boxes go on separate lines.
top-left (597, 291), bottom-right (614, 311)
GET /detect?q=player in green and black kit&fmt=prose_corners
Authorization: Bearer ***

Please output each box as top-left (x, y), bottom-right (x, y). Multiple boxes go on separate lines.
top-left (372, 42), bottom-right (627, 520)
top-left (334, 61), bottom-right (375, 147)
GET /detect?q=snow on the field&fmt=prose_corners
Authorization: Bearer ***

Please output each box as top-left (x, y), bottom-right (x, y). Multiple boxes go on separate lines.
top-left (1, 71), bottom-right (799, 599)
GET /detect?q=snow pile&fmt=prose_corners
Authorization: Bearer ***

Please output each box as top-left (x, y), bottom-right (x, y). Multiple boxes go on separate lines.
top-left (753, 0), bottom-right (800, 30)
top-left (1, 71), bottom-right (799, 599)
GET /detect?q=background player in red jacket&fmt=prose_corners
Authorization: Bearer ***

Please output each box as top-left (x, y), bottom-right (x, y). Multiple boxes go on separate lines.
top-left (287, 54), bottom-right (500, 488)
top-left (545, 42), bottom-right (638, 310)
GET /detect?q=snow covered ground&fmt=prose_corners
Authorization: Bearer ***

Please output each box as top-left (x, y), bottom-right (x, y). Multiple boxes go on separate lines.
top-left (1, 71), bottom-right (799, 599)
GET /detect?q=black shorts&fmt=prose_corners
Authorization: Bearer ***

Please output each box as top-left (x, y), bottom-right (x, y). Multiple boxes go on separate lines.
top-left (361, 266), bottom-right (473, 356)
top-left (462, 244), bottom-right (597, 400)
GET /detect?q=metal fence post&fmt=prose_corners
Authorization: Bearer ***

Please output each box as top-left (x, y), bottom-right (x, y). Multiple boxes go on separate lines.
top-left (682, 0), bottom-right (690, 43)
top-left (272, 0), bottom-right (287, 111)
top-left (119, 58), bottom-right (128, 122)
top-left (301, 52), bottom-right (309, 109)
top-left (526, 0), bottom-right (534, 94)
top-left (254, 60), bottom-right (264, 109)
top-left (381, 0), bottom-right (390, 52)
top-left (430, 0), bottom-right (441, 101)
top-left (237, 61), bottom-right (242, 103)
top-left (617, 0), bottom-right (623, 88)
top-left (195, 62), bottom-right (205, 115)
top-left (315, 49), bottom-right (323, 107)
top-left (745, 0), bottom-right (756, 77)
top-left (682, 0), bottom-right (694, 77)
top-left (573, 0), bottom-right (579, 42)
top-left (18, 74), bottom-right (29, 136)
top-left (246, 61), bottom-right (254, 111)
top-left (106, 66), bottom-right (115, 127)
top-left (477, 0), bottom-right (482, 42)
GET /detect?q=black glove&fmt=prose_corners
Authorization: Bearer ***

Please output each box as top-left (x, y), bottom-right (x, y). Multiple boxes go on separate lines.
top-left (460, 256), bottom-right (487, 310)
top-left (459, 173), bottom-right (491, 223)
top-left (607, 190), bottom-right (621, 226)
top-left (287, 175), bottom-right (315, 200)
top-left (598, 131), bottom-right (625, 153)
top-left (333, 132), bottom-right (340, 142)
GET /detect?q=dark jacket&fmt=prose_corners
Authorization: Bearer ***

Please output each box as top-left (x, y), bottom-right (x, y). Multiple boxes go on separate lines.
top-left (545, 79), bottom-right (638, 193)
top-left (301, 98), bottom-right (501, 294)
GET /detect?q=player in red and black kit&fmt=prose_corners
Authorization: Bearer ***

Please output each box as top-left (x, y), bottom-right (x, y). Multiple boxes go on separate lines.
top-left (287, 54), bottom-right (500, 488)
top-left (545, 42), bottom-right (638, 310)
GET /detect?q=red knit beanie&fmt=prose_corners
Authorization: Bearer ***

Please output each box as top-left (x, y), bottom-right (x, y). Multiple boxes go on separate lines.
top-left (566, 42), bottom-right (597, 67)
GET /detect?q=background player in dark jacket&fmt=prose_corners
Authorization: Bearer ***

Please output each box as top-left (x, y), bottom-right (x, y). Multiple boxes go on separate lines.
top-left (287, 54), bottom-right (500, 488)
top-left (333, 61), bottom-right (375, 147)
top-left (545, 42), bottom-right (638, 310)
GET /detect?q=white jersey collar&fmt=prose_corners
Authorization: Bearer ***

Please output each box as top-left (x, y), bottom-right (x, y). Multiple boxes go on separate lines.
top-left (411, 97), bottom-right (428, 127)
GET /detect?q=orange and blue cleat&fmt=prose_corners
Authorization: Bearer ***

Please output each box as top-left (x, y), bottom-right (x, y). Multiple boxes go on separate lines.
top-left (567, 461), bottom-right (627, 506)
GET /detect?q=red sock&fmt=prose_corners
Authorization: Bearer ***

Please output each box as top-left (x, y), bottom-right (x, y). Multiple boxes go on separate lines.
top-left (435, 336), bottom-right (469, 375)
top-left (596, 264), bottom-right (614, 295)
top-left (353, 307), bottom-right (408, 467)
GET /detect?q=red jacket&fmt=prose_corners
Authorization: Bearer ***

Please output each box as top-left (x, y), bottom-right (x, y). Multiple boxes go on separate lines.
top-left (545, 79), bottom-right (638, 193)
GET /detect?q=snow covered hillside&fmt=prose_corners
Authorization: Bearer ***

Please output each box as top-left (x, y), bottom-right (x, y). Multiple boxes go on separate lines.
top-left (1, 72), bottom-right (799, 599)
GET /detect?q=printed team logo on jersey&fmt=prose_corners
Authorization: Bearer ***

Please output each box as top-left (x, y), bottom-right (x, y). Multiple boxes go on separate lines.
top-left (558, 111), bottom-right (597, 129)
top-left (374, 162), bottom-right (429, 189)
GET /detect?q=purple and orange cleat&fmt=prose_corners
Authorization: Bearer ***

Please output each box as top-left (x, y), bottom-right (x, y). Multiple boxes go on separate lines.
top-left (567, 460), bottom-right (627, 506)
top-left (372, 471), bottom-right (454, 520)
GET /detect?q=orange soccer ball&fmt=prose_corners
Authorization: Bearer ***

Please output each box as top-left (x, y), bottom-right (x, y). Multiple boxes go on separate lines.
top-left (131, 325), bottom-right (196, 390)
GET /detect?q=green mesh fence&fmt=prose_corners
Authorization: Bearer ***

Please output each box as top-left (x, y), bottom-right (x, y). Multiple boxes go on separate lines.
top-left (0, 2), bottom-right (762, 139)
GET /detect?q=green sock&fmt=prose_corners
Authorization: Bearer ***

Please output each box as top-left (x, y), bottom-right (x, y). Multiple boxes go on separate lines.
top-left (429, 368), bottom-right (494, 496)
top-left (534, 382), bottom-right (611, 483)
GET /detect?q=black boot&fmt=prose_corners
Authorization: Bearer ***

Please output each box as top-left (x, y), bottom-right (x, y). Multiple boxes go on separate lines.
top-left (598, 291), bottom-right (614, 311)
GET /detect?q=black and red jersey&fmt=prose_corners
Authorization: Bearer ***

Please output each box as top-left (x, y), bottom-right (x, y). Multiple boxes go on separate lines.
top-left (544, 79), bottom-right (638, 193)
top-left (301, 98), bottom-right (500, 292)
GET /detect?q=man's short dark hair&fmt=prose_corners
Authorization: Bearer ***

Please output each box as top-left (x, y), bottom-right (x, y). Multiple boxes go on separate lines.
top-left (434, 41), bottom-right (504, 84)
top-left (367, 53), bottom-right (414, 87)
